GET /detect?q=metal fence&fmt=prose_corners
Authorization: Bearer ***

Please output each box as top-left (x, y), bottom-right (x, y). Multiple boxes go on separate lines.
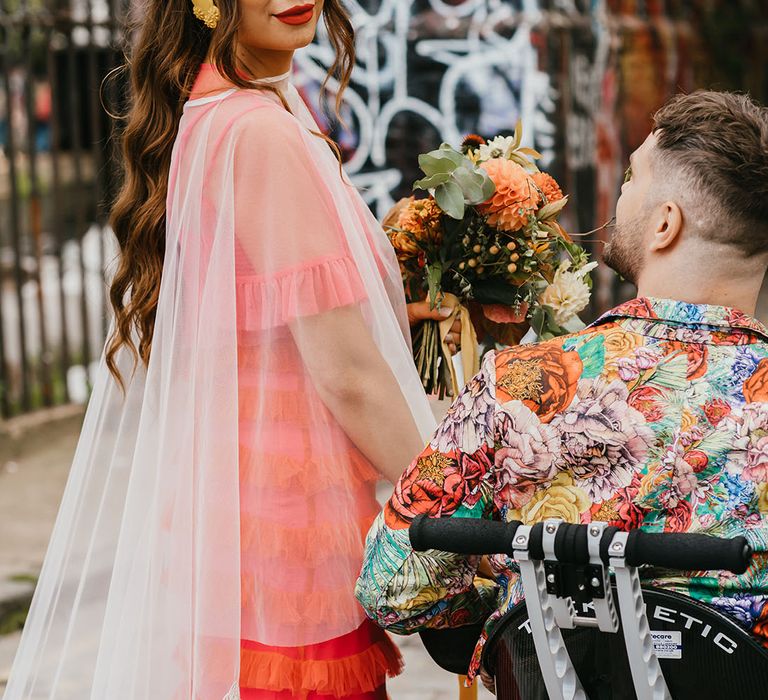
top-left (0, 0), bottom-right (126, 418)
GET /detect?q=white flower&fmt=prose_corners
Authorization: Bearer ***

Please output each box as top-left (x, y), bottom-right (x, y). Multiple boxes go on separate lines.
top-left (477, 135), bottom-right (517, 163)
top-left (539, 261), bottom-right (598, 326)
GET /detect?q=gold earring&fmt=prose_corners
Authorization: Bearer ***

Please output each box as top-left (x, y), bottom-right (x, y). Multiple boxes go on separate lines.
top-left (192, 0), bottom-right (220, 29)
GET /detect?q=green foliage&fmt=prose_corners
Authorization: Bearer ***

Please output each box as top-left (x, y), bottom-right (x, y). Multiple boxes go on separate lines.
top-left (529, 305), bottom-right (569, 341)
top-left (414, 144), bottom-right (495, 220)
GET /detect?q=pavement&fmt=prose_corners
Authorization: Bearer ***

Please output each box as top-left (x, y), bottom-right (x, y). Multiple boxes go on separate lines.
top-left (0, 406), bottom-right (493, 699)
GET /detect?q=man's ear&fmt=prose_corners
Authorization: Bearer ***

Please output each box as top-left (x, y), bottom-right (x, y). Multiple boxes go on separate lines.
top-left (649, 201), bottom-right (683, 252)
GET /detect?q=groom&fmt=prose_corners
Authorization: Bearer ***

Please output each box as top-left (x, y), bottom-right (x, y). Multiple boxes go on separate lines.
top-left (356, 90), bottom-right (768, 684)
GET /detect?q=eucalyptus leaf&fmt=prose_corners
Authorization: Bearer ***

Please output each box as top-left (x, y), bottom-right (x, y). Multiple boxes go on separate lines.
top-left (538, 195), bottom-right (569, 221)
top-left (414, 172), bottom-right (451, 190)
top-left (434, 181), bottom-right (466, 219)
top-left (452, 166), bottom-right (488, 203)
top-left (480, 175), bottom-right (496, 200)
top-left (419, 153), bottom-right (460, 177)
top-left (437, 143), bottom-right (466, 160)
top-left (530, 307), bottom-right (546, 337)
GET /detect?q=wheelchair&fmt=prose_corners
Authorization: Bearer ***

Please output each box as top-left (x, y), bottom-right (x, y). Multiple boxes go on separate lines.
top-left (409, 515), bottom-right (768, 700)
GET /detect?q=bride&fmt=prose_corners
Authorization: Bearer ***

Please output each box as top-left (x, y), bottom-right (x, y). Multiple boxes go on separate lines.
top-left (3, 1), bottom-right (443, 698)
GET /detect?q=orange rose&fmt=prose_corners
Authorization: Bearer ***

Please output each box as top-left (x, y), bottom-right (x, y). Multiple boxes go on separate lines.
top-left (495, 344), bottom-right (582, 423)
top-left (744, 358), bottom-right (768, 403)
top-left (388, 229), bottom-right (420, 258)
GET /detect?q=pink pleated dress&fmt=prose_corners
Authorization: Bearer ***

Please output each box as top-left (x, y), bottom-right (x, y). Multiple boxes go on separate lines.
top-left (187, 65), bottom-right (404, 700)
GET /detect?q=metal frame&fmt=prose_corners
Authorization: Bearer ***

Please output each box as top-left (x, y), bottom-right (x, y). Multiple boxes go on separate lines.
top-left (512, 518), bottom-right (672, 700)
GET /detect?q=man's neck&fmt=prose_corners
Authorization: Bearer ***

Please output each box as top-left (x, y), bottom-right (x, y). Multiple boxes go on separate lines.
top-left (636, 276), bottom-right (762, 316)
top-left (633, 238), bottom-right (768, 316)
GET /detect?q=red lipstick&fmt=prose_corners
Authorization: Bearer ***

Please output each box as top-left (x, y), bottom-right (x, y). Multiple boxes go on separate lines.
top-left (274, 3), bottom-right (315, 25)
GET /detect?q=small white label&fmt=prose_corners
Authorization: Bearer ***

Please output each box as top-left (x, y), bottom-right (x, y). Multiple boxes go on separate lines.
top-left (651, 631), bottom-right (682, 659)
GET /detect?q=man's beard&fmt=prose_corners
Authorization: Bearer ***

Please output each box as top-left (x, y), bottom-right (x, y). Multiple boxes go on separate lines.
top-left (602, 218), bottom-right (643, 285)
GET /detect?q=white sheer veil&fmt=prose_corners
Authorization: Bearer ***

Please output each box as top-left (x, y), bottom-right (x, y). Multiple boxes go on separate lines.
top-left (2, 76), bottom-right (434, 699)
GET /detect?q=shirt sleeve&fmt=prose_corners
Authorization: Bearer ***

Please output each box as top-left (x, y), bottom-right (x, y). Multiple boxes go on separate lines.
top-left (355, 352), bottom-right (502, 633)
top-left (232, 103), bottom-right (367, 330)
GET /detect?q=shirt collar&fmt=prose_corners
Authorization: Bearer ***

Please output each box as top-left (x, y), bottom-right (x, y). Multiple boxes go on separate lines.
top-left (593, 296), bottom-right (768, 341)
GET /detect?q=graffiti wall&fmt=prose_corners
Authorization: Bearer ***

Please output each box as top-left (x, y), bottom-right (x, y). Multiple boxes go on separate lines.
top-left (294, 0), bottom-right (768, 312)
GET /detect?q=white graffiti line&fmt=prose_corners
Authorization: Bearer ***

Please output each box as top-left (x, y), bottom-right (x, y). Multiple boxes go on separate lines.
top-left (418, 26), bottom-right (555, 162)
top-left (371, 96), bottom-right (448, 168)
top-left (427, 0), bottom-right (487, 20)
top-left (351, 169), bottom-right (402, 214)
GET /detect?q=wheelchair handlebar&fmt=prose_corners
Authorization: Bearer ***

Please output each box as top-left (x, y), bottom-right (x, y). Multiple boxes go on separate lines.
top-left (409, 515), bottom-right (753, 575)
top-left (624, 529), bottom-right (752, 574)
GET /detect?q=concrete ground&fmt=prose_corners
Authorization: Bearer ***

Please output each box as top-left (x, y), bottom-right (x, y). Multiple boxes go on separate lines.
top-left (0, 411), bottom-right (492, 699)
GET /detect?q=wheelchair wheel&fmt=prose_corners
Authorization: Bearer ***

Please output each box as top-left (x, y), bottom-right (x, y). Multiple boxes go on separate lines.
top-left (484, 586), bottom-right (768, 700)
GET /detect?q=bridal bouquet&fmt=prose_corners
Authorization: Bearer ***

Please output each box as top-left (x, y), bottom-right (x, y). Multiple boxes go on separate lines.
top-left (386, 124), bottom-right (595, 398)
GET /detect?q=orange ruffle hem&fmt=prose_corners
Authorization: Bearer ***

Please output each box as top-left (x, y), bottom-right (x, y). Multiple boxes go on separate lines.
top-left (240, 620), bottom-right (402, 699)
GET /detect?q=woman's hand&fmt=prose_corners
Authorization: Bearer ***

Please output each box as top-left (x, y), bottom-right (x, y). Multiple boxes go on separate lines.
top-left (406, 300), bottom-right (462, 355)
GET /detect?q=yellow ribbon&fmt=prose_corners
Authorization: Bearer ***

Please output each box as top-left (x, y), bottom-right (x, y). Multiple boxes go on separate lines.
top-left (438, 293), bottom-right (479, 397)
top-left (458, 675), bottom-right (479, 700)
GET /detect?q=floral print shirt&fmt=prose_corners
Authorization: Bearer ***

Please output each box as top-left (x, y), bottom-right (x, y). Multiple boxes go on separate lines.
top-left (355, 297), bottom-right (768, 680)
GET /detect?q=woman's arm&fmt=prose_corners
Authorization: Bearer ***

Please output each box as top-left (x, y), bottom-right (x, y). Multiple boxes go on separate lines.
top-left (290, 304), bottom-right (425, 484)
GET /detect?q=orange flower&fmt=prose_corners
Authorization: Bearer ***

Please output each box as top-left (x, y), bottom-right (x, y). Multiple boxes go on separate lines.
top-left (462, 133), bottom-right (486, 149)
top-left (744, 358), bottom-right (768, 402)
top-left (531, 172), bottom-right (564, 205)
top-left (397, 196), bottom-right (443, 245)
top-left (388, 229), bottom-right (420, 259)
top-left (382, 197), bottom-right (412, 229)
top-left (494, 344), bottom-right (583, 423)
top-left (478, 158), bottom-right (538, 231)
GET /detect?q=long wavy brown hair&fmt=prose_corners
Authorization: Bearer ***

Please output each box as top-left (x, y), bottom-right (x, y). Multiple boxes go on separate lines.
top-left (106, 0), bottom-right (355, 382)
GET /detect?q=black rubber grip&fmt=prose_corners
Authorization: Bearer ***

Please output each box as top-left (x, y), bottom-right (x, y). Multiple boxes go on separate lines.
top-left (409, 515), bottom-right (520, 555)
top-left (409, 516), bottom-right (753, 575)
top-left (553, 523), bottom-right (590, 564)
top-left (624, 530), bottom-right (753, 575)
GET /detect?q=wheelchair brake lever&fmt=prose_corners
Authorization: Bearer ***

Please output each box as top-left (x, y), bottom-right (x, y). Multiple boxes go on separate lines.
top-left (542, 519), bottom-right (578, 630)
top-left (587, 522), bottom-right (620, 633)
top-left (514, 523), bottom-right (588, 700)
top-left (610, 532), bottom-right (672, 700)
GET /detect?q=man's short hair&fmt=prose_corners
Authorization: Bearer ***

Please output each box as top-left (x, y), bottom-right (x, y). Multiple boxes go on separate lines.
top-left (652, 90), bottom-right (768, 256)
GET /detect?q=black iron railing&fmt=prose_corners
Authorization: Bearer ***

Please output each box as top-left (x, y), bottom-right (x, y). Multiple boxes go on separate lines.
top-left (0, 1), bottom-right (126, 417)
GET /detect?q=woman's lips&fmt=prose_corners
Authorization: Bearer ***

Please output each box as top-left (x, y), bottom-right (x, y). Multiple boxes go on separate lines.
top-left (274, 4), bottom-right (315, 25)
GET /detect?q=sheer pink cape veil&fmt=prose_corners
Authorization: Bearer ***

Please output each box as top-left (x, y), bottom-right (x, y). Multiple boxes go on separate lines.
top-left (2, 81), bottom-right (434, 699)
